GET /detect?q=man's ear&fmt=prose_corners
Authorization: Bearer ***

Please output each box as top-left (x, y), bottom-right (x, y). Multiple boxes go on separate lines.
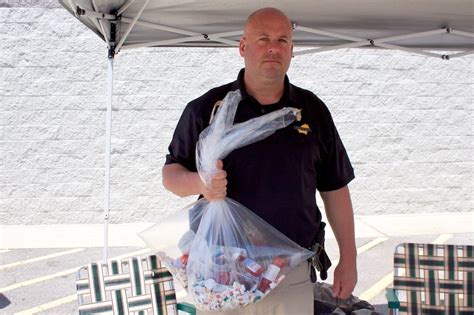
top-left (239, 37), bottom-right (246, 57)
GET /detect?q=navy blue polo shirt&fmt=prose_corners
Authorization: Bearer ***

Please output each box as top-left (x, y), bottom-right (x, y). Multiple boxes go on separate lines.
top-left (166, 69), bottom-right (354, 248)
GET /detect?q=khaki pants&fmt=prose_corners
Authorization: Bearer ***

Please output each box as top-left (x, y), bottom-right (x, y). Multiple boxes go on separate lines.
top-left (196, 263), bottom-right (313, 315)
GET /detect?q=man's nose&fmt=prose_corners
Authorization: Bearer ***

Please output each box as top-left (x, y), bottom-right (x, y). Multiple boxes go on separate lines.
top-left (267, 39), bottom-right (281, 53)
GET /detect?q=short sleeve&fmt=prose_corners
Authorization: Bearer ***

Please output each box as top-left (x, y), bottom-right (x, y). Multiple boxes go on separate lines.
top-left (165, 103), bottom-right (206, 172)
top-left (315, 105), bottom-right (355, 192)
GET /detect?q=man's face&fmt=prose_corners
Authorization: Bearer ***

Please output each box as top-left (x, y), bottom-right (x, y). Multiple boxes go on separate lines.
top-left (239, 12), bottom-right (294, 83)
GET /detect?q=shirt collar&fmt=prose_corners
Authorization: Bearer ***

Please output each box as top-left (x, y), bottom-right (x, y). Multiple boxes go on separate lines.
top-left (231, 68), bottom-right (299, 106)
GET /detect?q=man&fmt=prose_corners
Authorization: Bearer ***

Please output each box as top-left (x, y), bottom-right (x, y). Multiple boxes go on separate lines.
top-left (163, 7), bottom-right (357, 315)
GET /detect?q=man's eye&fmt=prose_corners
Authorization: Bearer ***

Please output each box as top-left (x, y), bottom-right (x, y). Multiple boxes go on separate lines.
top-left (279, 39), bottom-right (288, 44)
top-left (259, 37), bottom-right (269, 42)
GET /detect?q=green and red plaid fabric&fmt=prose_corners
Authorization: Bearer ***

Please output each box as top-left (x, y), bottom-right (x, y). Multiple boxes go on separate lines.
top-left (393, 243), bottom-right (474, 315)
top-left (76, 255), bottom-right (179, 315)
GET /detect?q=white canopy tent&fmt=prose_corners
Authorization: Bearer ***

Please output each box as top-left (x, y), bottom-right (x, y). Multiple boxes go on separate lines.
top-left (58, 0), bottom-right (474, 260)
top-left (61, 0), bottom-right (474, 58)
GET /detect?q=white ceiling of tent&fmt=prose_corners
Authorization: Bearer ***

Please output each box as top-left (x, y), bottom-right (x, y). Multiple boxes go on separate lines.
top-left (60, 0), bottom-right (473, 58)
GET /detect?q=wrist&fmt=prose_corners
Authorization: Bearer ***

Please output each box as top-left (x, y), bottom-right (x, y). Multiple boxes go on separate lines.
top-left (339, 246), bottom-right (357, 262)
top-left (187, 172), bottom-right (204, 195)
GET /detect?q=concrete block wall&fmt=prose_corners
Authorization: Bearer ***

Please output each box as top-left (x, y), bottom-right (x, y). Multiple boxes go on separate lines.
top-left (1, 4), bottom-right (472, 225)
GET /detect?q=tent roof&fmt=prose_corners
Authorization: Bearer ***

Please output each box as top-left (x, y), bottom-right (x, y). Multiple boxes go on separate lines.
top-left (60, 0), bottom-right (473, 58)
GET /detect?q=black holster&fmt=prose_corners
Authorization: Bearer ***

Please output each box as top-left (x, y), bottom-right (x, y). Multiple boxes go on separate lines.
top-left (308, 222), bottom-right (332, 282)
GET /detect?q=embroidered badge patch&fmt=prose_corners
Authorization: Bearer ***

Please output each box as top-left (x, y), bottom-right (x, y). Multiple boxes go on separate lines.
top-left (295, 123), bottom-right (312, 135)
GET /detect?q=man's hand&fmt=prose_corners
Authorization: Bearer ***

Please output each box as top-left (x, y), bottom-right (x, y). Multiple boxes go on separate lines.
top-left (162, 160), bottom-right (227, 199)
top-left (200, 160), bottom-right (227, 201)
top-left (332, 258), bottom-right (357, 299)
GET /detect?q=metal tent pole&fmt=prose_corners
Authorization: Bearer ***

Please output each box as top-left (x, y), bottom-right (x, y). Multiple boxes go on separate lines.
top-left (103, 53), bottom-right (114, 262)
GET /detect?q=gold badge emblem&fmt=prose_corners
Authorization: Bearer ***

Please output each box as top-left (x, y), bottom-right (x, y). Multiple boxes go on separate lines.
top-left (295, 123), bottom-right (311, 135)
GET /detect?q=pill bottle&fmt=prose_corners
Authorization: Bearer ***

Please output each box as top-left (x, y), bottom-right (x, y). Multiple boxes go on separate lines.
top-left (212, 261), bottom-right (231, 285)
top-left (272, 256), bottom-right (287, 268)
top-left (257, 264), bottom-right (281, 293)
top-left (233, 253), bottom-right (264, 277)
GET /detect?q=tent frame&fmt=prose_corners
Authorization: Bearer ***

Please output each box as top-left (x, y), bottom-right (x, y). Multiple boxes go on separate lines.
top-left (71, 2), bottom-right (473, 261)
top-left (76, 4), bottom-right (474, 60)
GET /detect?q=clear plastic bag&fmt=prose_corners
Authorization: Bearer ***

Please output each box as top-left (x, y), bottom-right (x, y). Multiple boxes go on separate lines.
top-left (140, 90), bottom-right (314, 311)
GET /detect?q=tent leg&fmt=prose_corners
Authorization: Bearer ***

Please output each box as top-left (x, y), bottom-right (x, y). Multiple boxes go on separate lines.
top-left (103, 53), bottom-right (114, 262)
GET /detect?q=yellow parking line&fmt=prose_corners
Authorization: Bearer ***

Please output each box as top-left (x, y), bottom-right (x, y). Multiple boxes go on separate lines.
top-left (359, 234), bottom-right (453, 302)
top-left (332, 237), bottom-right (388, 267)
top-left (0, 248), bottom-right (150, 294)
top-left (0, 248), bottom-right (85, 270)
top-left (359, 272), bottom-right (394, 301)
top-left (0, 249), bottom-right (11, 254)
top-left (357, 237), bottom-right (389, 255)
top-left (14, 294), bottom-right (77, 315)
top-left (0, 267), bottom-right (79, 293)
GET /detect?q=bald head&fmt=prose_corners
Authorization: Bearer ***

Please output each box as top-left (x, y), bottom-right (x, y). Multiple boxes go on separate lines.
top-left (244, 7), bottom-right (293, 37)
top-left (239, 7), bottom-right (294, 97)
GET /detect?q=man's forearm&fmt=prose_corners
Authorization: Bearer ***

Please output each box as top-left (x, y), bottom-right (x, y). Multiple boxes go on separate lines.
top-left (163, 161), bottom-right (228, 201)
top-left (320, 186), bottom-right (357, 262)
top-left (320, 185), bottom-right (357, 298)
top-left (162, 163), bottom-right (202, 197)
